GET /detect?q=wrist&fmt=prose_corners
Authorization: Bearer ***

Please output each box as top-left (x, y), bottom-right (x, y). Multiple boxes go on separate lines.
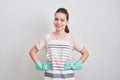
top-left (35, 60), bottom-right (41, 65)
top-left (78, 60), bottom-right (83, 64)
top-left (35, 60), bottom-right (43, 70)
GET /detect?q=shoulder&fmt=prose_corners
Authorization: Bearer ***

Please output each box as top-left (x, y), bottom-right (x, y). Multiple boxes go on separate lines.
top-left (42, 32), bottom-right (50, 38)
top-left (69, 33), bottom-right (76, 40)
top-left (41, 32), bottom-right (53, 41)
top-left (69, 33), bottom-right (83, 44)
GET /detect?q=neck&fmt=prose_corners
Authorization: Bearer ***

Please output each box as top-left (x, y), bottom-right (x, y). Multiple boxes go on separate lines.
top-left (53, 30), bottom-right (68, 39)
top-left (55, 30), bottom-right (67, 35)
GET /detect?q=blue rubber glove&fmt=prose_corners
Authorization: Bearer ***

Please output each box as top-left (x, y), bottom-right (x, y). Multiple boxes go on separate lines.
top-left (35, 60), bottom-right (52, 71)
top-left (64, 60), bottom-right (83, 70)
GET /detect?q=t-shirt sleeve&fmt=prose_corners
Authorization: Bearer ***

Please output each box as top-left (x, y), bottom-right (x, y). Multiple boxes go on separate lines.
top-left (35, 34), bottom-right (47, 51)
top-left (72, 36), bottom-right (84, 52)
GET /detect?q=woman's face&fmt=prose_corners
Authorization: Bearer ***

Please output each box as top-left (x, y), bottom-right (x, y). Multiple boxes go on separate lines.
top-left (54, 12), bottom-right (68, 32)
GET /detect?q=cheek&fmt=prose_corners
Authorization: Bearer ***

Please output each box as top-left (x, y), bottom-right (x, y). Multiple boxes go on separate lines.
top-left (53, 21), bottom-right (56, 25)
top-left (63, 21), bottom-right (67, 26)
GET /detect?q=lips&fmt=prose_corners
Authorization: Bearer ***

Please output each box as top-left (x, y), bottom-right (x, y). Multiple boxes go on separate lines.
top-left (56, 26), bottom-right (61, 28)
top-left (56, 25), bottom-right (62, 28)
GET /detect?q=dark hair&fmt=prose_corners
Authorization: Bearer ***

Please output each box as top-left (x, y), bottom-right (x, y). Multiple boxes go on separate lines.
top-left (55, 8), bottom-right (69, 33)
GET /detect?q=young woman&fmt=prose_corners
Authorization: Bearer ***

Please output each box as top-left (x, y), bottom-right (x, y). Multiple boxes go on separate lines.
top-left (29, 8), bottom-right (89, 80)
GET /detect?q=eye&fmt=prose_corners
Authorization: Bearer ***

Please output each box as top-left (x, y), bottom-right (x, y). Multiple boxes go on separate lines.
top-left (55, 18), bottom-right (58, 21)
top-left (61, 19), bottom-right (64, 22)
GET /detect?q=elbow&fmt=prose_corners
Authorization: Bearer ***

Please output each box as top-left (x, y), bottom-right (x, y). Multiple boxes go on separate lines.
top-left (29, 45), bottom-right (38, 56)
top-left (83, 51), bottom-right (89, 58)
top-left (81, 47), bottom-right (89, 58)
top-left (29, 50), bottom-right (33, 56)
top-left (85, 48), bottom-right (89, 58)
top-left (29, 49), bottom-right (36, 56)
top-left (87, 52), bottom-right (89, 58)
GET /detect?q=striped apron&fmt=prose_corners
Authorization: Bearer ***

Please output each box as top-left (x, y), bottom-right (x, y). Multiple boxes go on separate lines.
top-left (44, 33), bottom-right (75, 80)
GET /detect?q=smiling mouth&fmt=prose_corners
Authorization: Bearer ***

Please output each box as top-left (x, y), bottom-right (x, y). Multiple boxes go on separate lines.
top-left (56, 26), bottom-right (62, 28)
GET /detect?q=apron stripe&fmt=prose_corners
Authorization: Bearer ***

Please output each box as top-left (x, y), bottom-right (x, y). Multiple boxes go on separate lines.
top-left (48, 44), bottom-right (70, 47)
top-left (47, 55), bottom-right (70, 60)
top-left (44, 33), bottom-right (75, 80)
top-left (45, 72), bottom-right (74, 78)
top-left (47, 52), bottom-right (70, 57)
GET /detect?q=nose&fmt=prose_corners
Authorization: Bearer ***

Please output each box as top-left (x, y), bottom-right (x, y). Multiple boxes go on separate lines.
top-left (57, 20), bottom-right (61, 24)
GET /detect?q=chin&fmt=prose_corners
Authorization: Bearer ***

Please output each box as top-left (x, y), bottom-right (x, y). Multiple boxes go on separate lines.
top-left (55, 27), bottom-right (63, 31)
top-left (56, 29), bottom-right (62, 31)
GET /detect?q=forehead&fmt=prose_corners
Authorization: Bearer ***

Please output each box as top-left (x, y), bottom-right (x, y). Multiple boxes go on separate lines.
top-left (55, 12), bottom-right (67, 19)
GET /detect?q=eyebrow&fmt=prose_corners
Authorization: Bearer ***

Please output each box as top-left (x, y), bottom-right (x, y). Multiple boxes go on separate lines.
top-left (55, 17), bottom-right (65, 20)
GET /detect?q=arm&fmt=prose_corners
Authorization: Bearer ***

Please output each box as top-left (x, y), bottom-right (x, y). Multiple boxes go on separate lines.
top-left (79, 47), bottom-right (89, 63)
top-left (29, 45), bottom-right (52, 71)
top-left (64, 47), bottom-right (89, 70)
top-left (64, 36), bottom-right (89, 70)
top-left (72, 36), bottom-right (89, 63)
top-left (29, 34), bottom-right (52, 71)
top-left (29, 45), bottom-right (39, 63)
top-left (29, 34), bottom-right (47, 63)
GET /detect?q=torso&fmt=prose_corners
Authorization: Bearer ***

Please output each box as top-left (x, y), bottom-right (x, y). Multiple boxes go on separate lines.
top-left (44, 33), bottom-right (75, 80)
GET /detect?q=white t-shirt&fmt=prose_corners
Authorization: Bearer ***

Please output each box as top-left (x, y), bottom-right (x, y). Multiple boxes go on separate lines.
top-left (35, 33), bottom-right (84, 53)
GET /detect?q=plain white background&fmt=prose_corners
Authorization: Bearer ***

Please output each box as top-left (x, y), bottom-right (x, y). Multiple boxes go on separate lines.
top-left (0, 0), bottom-right (120, 80)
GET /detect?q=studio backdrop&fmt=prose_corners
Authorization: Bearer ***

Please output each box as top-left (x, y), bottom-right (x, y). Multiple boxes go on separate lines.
top-left (0, 0), bottom-right (120, 80)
